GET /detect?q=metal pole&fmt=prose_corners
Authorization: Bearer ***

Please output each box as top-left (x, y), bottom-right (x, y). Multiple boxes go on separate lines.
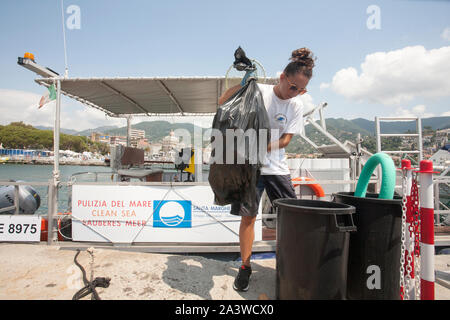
top-left (375, 117), bottom-right (381, 154)
top-left (375, 117), bottom-right (382, 193)
top-left (127, 116), bottom-right (132, 147)
top-left (49, 78), bottom-right (62, 244)
top-left (14, 185), bottom-right (20, 215)
top-left (350, 155), bottom-right (356, 192)
top-left (307, 118), bottom-right (350, 154)
top-left (47, 179), bottom-right (54, 245)
top-left (61, 0), bottom-right (69, 78)
top-left (54, 79), bottom-right (61, 179)
top-left (434, 182), bottom-right (440, 225)
top-left (356, 133), bottom-right (362, 177)
top-left (417, 117), bottom-right (423, 162)
top-left (194, 124), bottom-right (203, 182)
top-left (319, 106), bottom-right (326, 130)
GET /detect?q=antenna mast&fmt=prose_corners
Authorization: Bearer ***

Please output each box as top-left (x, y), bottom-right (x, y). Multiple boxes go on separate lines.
top-left (61, 0), bottom-right (69, 78)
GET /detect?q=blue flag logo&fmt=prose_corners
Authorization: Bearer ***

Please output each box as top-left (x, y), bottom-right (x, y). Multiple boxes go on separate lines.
top-left (153, 200), bottom-right (192, 228)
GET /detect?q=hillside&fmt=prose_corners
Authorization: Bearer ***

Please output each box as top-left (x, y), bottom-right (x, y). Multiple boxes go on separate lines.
top-left (20, 115), bottom-right (449, 155)
top-left (286, 116), bottom-right (449, 154)
top-left (351, 117), bottom-right (450, 135)
top-left (0, 122), bottom-right (109, 154)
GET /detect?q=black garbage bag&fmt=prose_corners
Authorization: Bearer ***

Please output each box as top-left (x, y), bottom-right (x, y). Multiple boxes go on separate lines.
top-left (233, 46), bottom-right (254, 71)
top-left (208, 79), bottom-right (270, 215)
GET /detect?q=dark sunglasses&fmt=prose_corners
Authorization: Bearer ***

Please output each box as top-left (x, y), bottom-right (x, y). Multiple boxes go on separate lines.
top-left (286, 77), bottom-right (307, 95)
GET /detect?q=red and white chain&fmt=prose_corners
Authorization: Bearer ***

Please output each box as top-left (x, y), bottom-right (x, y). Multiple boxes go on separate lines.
top-left (410, 172), bottom-right (421, 299)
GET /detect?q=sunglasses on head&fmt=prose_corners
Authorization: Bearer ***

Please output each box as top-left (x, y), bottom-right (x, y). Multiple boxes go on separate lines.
top-left (286, 77), bottom-right (307, 95)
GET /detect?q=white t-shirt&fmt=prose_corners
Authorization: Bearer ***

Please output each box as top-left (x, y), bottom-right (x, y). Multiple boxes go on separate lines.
top-left (257, 83), bottom-right (304, 175)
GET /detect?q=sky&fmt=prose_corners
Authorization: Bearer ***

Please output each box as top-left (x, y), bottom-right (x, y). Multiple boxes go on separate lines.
top-left (0, 0), bottom-right (449, 131)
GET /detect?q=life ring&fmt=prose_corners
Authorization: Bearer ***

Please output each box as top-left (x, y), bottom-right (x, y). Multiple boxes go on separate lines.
top-left (40, 212), bottom-right (72, 241)
top-left (291, 177), bottom-right (325, 198)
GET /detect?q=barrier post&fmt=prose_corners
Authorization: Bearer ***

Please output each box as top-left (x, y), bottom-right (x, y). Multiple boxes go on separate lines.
top-left (418, 160), bottom-right (435, 300)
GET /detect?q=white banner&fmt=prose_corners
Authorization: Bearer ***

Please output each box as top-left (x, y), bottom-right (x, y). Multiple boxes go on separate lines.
top-left (0, 215), bottom-right (41, 242)
top-left (71, 185), bottom-right (262, 243)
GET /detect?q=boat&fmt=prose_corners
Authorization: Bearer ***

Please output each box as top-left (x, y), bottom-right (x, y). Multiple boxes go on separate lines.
top-left (0, 156), bottom-right (9, 164)
top-left (2, 52), bottom-right (447, 253)
top-left (0, 182), bottom-right (41, 214)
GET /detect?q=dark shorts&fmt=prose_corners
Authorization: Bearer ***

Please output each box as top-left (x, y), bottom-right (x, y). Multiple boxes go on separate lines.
top-left (230, 174), bottom-right (296, 217)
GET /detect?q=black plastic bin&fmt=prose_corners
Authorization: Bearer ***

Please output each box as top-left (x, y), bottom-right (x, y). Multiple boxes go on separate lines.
top-left (273, 199), bottom-right (356, 300)
top-left (333, 192), bottom-right (402, 300)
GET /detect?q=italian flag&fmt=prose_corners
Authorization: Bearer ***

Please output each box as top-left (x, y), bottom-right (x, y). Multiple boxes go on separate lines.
top-left (38, 84), bottom-right (57, 109)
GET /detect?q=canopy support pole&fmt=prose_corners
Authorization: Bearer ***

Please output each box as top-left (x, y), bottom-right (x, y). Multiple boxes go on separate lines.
top-left (99, 81), bottom-right (149, 115)
top-left (49, 78), bottom-right (62, 245)
top-left (127, 116), bottom-right (132, 147)
top-left (194, 125), bottom-right (203, 182)
top-left (157, 80), bottom-right (184, 115)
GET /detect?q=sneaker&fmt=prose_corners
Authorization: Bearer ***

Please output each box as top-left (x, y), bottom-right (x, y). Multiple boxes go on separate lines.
top-left (233, 265), bottom-right (252, 292)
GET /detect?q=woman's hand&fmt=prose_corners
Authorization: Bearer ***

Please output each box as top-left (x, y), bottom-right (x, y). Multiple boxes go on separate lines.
top-left (267, 134), bottom-right (294, 152)
top-left (218, 70), bottom-right (257, 105)
top-left (218, 84), bottom-right (240, 105)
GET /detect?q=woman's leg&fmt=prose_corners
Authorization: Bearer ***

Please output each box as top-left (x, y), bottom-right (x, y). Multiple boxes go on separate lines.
top-left (239, 215), bottom-right (257, 267)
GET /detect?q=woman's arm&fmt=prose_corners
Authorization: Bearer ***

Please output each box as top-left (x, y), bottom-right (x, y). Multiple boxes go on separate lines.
top-left (218, 84), bottom-right (241, 105)
top-left (267, 133), bottom-right (294, 152)
top-left (219, 69), bottom-right (257, 105)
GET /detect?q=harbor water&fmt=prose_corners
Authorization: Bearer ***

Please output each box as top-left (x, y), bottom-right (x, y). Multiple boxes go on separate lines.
top-left (0, 164), bottom-right (112, 215)
top-left (0, 163), bottom-right (210, 216)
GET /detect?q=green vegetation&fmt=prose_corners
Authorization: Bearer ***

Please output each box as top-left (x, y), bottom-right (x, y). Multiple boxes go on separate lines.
top-left (286, 123), bottom-right (407, 154)
top-left (0, 122), bottom-right (109, 155)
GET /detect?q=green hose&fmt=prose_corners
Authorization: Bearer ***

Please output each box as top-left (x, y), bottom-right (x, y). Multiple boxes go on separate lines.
top-left (354, 152), bottom-right (396, 199)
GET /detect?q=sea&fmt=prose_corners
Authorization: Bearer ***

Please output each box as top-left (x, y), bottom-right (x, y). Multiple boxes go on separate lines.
top-left (0, 163), bottom-right (208, 216)
top-left (0, 164), bottom-right (112, 215)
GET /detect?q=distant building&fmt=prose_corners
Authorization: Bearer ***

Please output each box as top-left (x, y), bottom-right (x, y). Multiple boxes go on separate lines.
top-left (148, 143), bottom-right (162, 155)
top-left (136, 138), bottom-right (150, 150)
top-left (436, 128), bottom-right (450, 136)
top-left (91, 129), bottom-right (145, 148)
top-left (161, 130), bottom-right (185, 152)
top-left (130, 129), bottom-right (145, 140)
top-left (90, 132), bottom-right (110, 144)
top-left (109, 135), bottom-right (127, 146)
top-left (436, 128), bottom-right (449, 148)
top-left (429, 149), bottom-right (450, 167)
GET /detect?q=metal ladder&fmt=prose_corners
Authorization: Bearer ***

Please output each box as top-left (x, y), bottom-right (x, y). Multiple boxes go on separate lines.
top-left (374, 116), bottom-right (423, 193)
top-left (375, 116), bottom-right (423, 162)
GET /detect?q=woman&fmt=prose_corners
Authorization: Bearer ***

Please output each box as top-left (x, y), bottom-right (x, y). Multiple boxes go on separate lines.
top-left (218, 48), bottom-right (316, 292)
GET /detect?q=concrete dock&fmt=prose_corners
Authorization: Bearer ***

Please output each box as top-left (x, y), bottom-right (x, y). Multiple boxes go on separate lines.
top-left (0, 244), bottom-right (275, 300)
top-left (0, 243), bottom-right (449, 300)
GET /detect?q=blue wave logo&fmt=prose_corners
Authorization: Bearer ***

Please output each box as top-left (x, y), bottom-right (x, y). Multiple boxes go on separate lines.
top-left (275, 113), bottom-right (287, 125)
top-left (161, 214), bottom-right (184, 226)
top-left (153, 200), bottom-right (192, 228)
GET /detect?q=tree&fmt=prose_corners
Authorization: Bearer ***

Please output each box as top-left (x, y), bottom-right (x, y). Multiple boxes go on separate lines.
top-left (0, 122), bottom-right (110, 155)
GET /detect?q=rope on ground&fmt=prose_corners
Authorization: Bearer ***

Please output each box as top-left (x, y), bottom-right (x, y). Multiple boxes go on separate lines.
top-left (72, 249), bottom-right (111, 300)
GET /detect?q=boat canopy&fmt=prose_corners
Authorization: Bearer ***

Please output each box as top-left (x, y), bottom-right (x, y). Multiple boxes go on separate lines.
top-left (35, 77), bottom-right (278, 117)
